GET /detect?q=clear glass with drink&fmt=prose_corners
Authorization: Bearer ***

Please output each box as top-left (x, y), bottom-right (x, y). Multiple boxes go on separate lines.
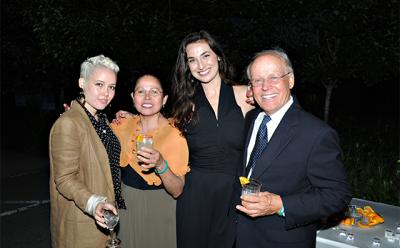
top-left (348, 205), bottom-right (362, 225)
top-left (136, 134), bottom-right (153, 151)
top-left (104, 210), bottom-right (120, 248)
top-left (241, 178), bottom-right (262, 196)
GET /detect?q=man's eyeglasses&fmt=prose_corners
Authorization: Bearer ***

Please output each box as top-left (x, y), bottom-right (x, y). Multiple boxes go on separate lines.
top-left (134, 88), bottom-right (163, 97)
top-left (249, 71), bottom-right (292, 87)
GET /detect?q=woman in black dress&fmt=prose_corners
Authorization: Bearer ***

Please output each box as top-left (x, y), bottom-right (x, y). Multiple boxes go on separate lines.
top-left (171, 30), bottom-right (253, 248)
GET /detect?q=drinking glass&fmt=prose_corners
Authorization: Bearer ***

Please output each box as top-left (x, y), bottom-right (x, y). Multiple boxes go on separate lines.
top-left (338, 228), bottom-right (347, 238)
top-left (136, 134), bottom-right (153, 151)
top-left (104, 210), bottom-right (120, 248)
top-left (241, 178), bottom-right (262, 196)
top-left (348, 205), bottom-right (362, 225)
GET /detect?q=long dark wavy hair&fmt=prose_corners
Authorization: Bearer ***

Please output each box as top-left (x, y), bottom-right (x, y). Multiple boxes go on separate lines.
top-left (170, 30), bottom-right (234, 133)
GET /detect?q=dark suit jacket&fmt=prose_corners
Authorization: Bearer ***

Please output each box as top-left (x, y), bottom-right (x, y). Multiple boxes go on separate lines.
top-left (236, 99), bottom-right (352, 248)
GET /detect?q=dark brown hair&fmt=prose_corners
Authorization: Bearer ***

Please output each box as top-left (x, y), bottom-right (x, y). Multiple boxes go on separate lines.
top-left (170, 30), bottom-right (234, 133)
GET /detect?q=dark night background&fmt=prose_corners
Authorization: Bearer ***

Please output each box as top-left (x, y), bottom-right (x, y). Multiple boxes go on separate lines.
top-left (1, 0), bottom-right (399, 205)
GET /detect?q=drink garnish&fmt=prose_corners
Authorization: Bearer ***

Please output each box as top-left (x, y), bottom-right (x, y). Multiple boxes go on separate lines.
top-left (239, 176), bottom-right (250, 187)
top-left (136, 134), bottom-right (144, 142)
top-left (341, 205), bottom-right (384, 228)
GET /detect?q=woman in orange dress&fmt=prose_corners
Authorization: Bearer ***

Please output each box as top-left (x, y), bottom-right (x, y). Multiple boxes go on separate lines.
top-left (111, 74), bottom-right (189, 248)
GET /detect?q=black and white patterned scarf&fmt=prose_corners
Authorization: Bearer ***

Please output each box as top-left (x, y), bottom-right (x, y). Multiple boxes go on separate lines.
top-left (80, 103), bottom-right (126, 209)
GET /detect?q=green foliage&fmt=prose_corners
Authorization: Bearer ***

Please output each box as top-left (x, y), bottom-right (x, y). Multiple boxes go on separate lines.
top-left (339, 120), bottom-right (399, 206)
top-left (4, 0), bottom-right (398, 87)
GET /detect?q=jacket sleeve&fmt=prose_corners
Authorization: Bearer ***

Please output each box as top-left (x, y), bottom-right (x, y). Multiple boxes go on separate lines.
top-left (282, 127), bottom-right (352, 229)
top-left (50, 117), bottom-right (93, 212)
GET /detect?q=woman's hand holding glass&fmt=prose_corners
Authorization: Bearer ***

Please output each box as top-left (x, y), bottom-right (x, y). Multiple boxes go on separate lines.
top-left (101, 206), bottom-right (120, 247)
top-left (94, 202), bottom-right (118, 229)
top-left (137, 145), bottom-right (166, 172)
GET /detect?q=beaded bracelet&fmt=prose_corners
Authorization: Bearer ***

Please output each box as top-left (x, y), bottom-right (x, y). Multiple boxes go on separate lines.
top-left (155, 160), bottom-right (169, 175)
top-left (278, 206), bottom-right (285, 217)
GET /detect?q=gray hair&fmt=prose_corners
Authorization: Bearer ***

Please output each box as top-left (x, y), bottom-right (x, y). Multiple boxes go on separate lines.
top-left (80, 55), bottom-right (119, 83)
top-left (246, 48), bottom-right (293, 80)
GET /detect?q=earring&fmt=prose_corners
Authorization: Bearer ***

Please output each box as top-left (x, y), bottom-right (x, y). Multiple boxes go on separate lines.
top-left (77, 89), bottom-right (86, 105)
top-left (78, 89), bottom-right (85, 99)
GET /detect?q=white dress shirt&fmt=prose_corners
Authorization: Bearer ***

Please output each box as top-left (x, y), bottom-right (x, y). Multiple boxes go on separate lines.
top-left (246, 96), bottom-right (294, 177)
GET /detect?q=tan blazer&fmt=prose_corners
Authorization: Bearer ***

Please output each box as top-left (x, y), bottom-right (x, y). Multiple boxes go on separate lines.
top-left (49, 100), bottom-right (115, 248)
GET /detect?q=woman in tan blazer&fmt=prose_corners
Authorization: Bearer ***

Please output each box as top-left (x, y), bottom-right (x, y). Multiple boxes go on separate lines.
top-left (49, 55), bottom-right (125, 248)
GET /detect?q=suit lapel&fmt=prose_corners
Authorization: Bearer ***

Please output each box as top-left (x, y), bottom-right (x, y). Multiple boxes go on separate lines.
top-left (252, 104), bottom-right (300, 179)
top-left (74, 101), bottom-right (115, 195)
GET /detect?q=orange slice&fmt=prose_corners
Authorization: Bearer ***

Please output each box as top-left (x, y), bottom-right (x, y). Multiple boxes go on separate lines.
top-left (136, 134), bottom-right (144, 142)
top-left (239, 176), bottom-right (250, 187)
top-left (342, 205), bottom-right (384, 228)
top-left (342, 218), bottom-right (353, 226)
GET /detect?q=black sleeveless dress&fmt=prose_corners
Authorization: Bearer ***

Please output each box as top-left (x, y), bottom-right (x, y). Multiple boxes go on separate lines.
top-left (176, 82), bottom-right (245, 248)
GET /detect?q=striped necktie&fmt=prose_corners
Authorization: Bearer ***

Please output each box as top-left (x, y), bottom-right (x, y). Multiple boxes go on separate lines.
top-left (246, 115), bottom-right (271, 177)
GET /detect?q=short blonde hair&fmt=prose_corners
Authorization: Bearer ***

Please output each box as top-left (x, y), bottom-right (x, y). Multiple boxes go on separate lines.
top-left (80, 55), bottom-right (119, 83)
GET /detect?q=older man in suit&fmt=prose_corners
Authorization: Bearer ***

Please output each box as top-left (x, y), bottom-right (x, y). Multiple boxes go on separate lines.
top-left (236, 49), bottom-right (352, 248)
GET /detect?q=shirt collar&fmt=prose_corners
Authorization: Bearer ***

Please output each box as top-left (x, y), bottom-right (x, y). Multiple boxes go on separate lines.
top-left (259, 95), bottom-right (293, 123)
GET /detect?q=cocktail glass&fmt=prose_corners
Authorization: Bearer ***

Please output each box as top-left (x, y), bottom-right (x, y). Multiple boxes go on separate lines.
top-left (104, 210), bottom-right (120, 248)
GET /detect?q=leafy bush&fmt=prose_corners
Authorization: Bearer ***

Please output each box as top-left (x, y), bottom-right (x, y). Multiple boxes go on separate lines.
top-left (338, 120), bottom-right (399, 206)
